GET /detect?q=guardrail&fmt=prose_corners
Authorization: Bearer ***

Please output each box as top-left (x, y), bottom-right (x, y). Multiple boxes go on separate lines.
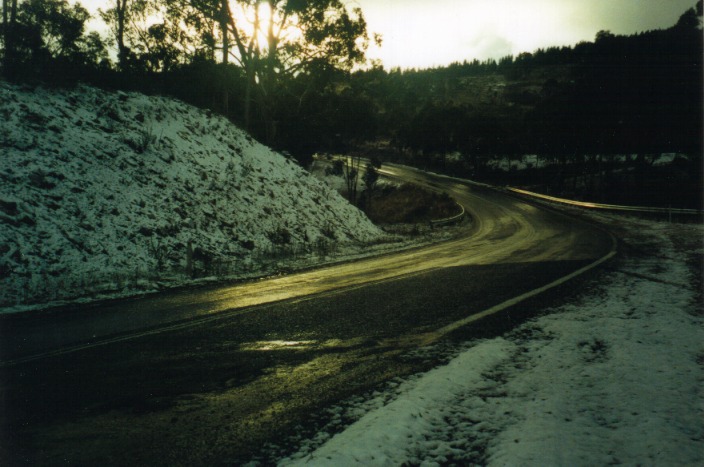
top-left (430, 203), bottom-right (465, 227)
top-left (507, 187), bottom-right (703, 220)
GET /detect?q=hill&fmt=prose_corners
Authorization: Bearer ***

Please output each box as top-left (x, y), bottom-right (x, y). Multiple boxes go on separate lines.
top-left (0, 82), bottom-right (387, 310)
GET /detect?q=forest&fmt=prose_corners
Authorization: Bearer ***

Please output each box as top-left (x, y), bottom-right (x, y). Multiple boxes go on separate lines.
top-left (1, 0), bottom-right (702, 208)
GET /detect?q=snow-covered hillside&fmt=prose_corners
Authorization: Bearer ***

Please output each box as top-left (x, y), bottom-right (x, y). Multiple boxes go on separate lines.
top-left (0, 82), bottom-right (386, 310)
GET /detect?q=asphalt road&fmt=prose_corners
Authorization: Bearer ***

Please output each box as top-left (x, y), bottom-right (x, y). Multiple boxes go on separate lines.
top-left (0, 167), bottom-right (615, 465)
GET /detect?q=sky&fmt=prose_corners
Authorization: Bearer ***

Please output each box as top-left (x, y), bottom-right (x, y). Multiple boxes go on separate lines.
top-left (355, 0), bottom-right (698, 68)
top-left (80, 0), bottom-right (698, 70)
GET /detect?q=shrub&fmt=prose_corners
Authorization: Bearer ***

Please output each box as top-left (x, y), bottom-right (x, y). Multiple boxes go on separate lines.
top-left (326, 159), bottom-right (345, 176)
top-left (130, 124), bottom-right (155, 154)
top-left (268, 228), bottom-right (292, 245)
top-left (321, 222), bottom-right (336, 240)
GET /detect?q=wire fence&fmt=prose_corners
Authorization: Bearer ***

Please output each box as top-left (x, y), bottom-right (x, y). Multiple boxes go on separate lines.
top-left (0, 238), bottom-right (344, 309)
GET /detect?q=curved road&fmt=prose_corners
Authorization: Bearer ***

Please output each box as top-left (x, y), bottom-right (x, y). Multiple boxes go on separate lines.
top-left (0, 166), bottom-right (615, 465)
top-left (1, 165), bottom-right (612, 364)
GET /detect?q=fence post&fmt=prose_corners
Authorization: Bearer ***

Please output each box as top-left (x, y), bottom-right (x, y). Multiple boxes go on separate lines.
top-left (186, 240), bottom-right (193, 278)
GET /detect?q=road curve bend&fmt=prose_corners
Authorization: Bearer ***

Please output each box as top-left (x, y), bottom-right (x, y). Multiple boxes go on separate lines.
top-left (0, 166), bottom-right (615, 364)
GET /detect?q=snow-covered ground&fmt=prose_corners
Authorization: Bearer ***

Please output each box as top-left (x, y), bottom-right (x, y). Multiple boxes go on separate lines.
top-left (485, 154), bottom-right (548, 171)
top-left (483, 153), bottom-right (684, 172)
top-left (1, 82), bottom-right (397, 311)
top-left (262, 214), bottom-right (703, 466)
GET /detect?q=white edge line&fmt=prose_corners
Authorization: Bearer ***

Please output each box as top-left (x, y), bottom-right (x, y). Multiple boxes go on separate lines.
top-left (434, 234), bottom-right (618, 337)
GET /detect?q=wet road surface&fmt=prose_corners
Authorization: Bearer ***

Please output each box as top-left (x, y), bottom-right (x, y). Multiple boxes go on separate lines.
top-left (0, 167), bottom-right (615, 465)
top-left (0, 166), bottom-right (611, 363)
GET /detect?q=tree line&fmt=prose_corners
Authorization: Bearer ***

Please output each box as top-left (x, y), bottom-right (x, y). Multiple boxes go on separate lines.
top-left (358, 3), bottom-right (702, 163)
top-left (1, 1), bottom-right (702, 183)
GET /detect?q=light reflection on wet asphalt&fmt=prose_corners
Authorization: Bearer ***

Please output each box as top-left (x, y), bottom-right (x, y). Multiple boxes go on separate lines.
top-left (0, 165), bottom-right (612, 362)
top-left (0, 166), bottom-right (618, 466)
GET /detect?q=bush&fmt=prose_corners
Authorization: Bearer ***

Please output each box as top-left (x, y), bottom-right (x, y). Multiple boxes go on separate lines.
top-left (365, 184), bottom-right (462, 224)
top-left (267, 227), bottom-right (292, 245)
top-left (326, 159), bottom-right (345, 176)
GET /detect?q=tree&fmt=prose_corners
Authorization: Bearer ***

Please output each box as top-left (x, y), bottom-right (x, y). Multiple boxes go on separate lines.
top-left (21, 0), bottom-right (90, 57)
top-left (343, 154), bottom-right (361, 204)
top-left (1, 0), bottom-right (19, 72)
top-left (100, 0), bottom-right (210, 73)
top-left (2, 0), bottom-right (107, 79)
top-left (674, 1), bottom-right (702, 30)
top-left (99, 0), bottom-right (131, 70)
top-left (362, 157), bottom-right (381, 208)
top-left (188, 0), bottom-right (373, 142)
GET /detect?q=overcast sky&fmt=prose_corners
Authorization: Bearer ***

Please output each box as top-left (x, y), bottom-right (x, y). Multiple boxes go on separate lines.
top-left (356, 0), bottom-right (698, 68)
top-left (81, 0), bottom-right (698, 69)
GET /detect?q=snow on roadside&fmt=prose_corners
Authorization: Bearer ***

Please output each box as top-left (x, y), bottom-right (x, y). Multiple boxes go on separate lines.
top-left (0, 82), bottom-right (391, 311)
top-left (274, 216), bottom-right (704, 466)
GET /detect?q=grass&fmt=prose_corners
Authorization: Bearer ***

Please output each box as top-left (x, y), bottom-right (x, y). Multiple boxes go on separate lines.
top-left (364, 184), bottom-right (462, 224)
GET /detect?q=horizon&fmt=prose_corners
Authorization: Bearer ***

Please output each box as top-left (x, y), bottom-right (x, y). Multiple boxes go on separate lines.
top-left (356, 0), bottom-right (699, 69)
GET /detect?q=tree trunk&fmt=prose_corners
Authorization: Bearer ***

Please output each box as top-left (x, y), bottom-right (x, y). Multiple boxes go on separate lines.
top-left (2, 0), bottom-right (7, 41)
top-left (244, 75), bottom-right (252, 131)
top-left (219, 0), bottom-right (229, 114)
top-left (3, 0), bottom-right (17, 77)
top-left (9, 0), bottom-right (15, 31)
top-left (2, 0), bottom-right (7, 71)
top-left (344, 156), bottom-right (361, 204)
top-left (259, 0), bottom-right (279, 144)
top-left (116, 0), bottom-right (128, 70)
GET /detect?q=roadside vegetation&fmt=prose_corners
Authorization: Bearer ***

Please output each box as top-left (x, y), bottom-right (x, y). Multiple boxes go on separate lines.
top-left (309, 157), bottom-right (464, 227)
top-left (364, 184), bottom-right (462, 225)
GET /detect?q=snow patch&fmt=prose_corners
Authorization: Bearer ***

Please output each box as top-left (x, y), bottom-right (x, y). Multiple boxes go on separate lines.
top-left (0, 82), bottom-right (388, 310)
top-left (272, 216), bottom-right (704, 466)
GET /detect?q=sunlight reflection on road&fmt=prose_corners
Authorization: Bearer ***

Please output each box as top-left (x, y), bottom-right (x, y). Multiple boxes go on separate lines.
top-left (0, 166), bottom-right (612, 365)
top-left (184, 166), bottom-right (606, 320)
top-left (238, 338), bottom-right (368, 353)
top-left (239, 340), bottom-right (319, 351)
